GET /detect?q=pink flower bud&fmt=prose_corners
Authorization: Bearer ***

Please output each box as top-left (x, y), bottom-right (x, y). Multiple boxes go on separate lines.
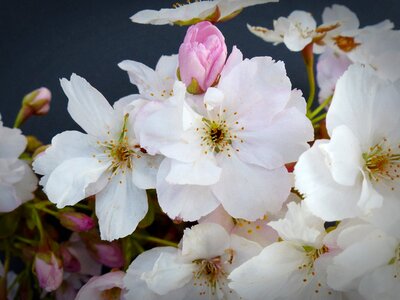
top-left (34, 252), bottom-right (63, 292)
top-left (59, 212), bottom-right (95, 232)
top-left (89, 241), bottom-right (124, 268)
top-left (14, 87), bottom-right (52, 128)
top-left (178, 21), bottom-right (227, 94)
top-left (23, 87), bottom-right (51, 115)
top-left (60, 245), bottom-right (81, 273)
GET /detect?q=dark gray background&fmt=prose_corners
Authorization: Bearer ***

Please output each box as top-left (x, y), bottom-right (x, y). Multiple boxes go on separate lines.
top-left (0, 0), bottom-right (398, 143)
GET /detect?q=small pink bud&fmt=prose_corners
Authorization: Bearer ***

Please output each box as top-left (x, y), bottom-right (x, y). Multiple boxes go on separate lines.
top-left (14, 87), bottom-right (51, 128)
top-left (23, 87), bottom-right (51, 115)
top-left (178, 21), bottom-right (227, 94)
top-left (59, 212), bottom-right (95, 232)
top-left (90, 241), bottom-right (124, 269)
top-left (34, 251), bottom-right (63, 292)
top-left (60, 245), bottom-right (81, 273)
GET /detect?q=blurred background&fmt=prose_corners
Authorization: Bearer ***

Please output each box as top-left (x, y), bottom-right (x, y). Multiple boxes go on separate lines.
top-left (0, 0), bottom-right (398, 143)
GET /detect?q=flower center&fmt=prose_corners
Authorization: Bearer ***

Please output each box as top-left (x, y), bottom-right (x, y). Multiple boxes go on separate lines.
top-left (192, 250), bottom-right (235, 296)
top-left (363, 138), bottom-right (400, 187)
top-left (100, 287), bottom-right (122, 300)
top-left (94, 114), bottom-right (145, 179)
top-left (332, 36), bottom-right (360, 52)
top-left (201, 118), bottom-right (232, 154)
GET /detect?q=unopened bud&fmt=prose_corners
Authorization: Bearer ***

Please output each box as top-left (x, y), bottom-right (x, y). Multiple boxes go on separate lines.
top-left (34, 251), bottom-right (63, 292)
top-left (14, 87), bottom-right (51, 128)
top-left (89, 241), bottom-right (124, 268)
top-left (59, 212), bottom-right (95, 232)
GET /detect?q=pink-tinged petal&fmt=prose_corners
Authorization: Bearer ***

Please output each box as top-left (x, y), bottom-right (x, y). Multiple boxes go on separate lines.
top-left (220, 46), bottom-right (243, 78)
top-left (213, 153), bottom-right (291, 221)
top-left (156, 159), bottom-right (219, 221)
top-left (236, 106), bottom-right (313, 169)
top-left (75, 271), bottom-right (125, 300)
top-left (96, 171), bottom-right (148, 241)
top-left (199, 205), bottom-right (235, 233)
top-left (44, 157), bottom-right (109, 208)
top-left (60, 74), bottom-right (114, 138)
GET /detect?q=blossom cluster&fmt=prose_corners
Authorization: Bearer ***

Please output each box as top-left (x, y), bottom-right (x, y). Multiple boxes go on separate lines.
top-left (0, 1), bottom-right (399, 299)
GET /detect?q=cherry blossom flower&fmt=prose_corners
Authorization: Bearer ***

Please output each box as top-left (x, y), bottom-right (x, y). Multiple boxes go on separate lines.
top-left (326, 221), bottom-right (400, 300)
top-left (295, 64), bottom-right (400, 222)
top-left (130, 0), bottom-right (278, 26)
top-left (137, 47), bottom-right (313, 222)
top-left (229, 202), bottom-right (347, 299)
top-left (247, 5), bottom-right (359, 53)
top-left (0, 116), bottom-right (37, 212)
top-left (119, 55), bottom-right (178, 101)
top-left (123, 223), bottom-right (261, 299)
top-left (33, 74), bottom-right (162, 241)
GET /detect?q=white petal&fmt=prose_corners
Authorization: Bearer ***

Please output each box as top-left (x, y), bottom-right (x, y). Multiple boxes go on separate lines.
top-left (181, 223), bottom-right (230, 261)
top-left (359, 265), bottom-right (400, 300)
top-left (96, 172), bottom-right (148, 241)
top-left (269, 202), bottom-right (325, 247)
top-left (204, 87), bottom-right (224, 111)
top-left (220, 46), bottom-right (243, 78)
top-left (319, 125), bottom-right (363, 186)
top-left (75, 271), bottom-right (125, 300)
top-left (14, 161), bottom-right (38, 203)
top-left (33, 131), bottom-right (98, 186)
top-left (229, 241), bottom-right (306, 300)
top-left (60, 74), bottom-right (114, 138)
top-left (131, 154), bottom-right (162, 190)
top-left (0, 183), bottom-right (19, 212)
top-left (227, 234), bottom-right (263, 271)
top-left (327, 64), bottom-right (400, 147)
top-left (44, 157), bottom-right (109, 208)
top-left (156, 159), bottom-right (219, 221)
top-left (213, 154), bottom-right (291, 220)
top-left (295, 140), bottom-right (364, 221)
top-left (0, 125), bottom-right (26, 158)
top-left (327, 235), bottom-right (396, 291)
top-left (165, 155), bottom-right (221, 186)
top-left (124, 247), bottom-right (180, 300)
top-left (142, 251), bottom-right (195, 295)
top-left (236, 106), bottom-right (313, 169)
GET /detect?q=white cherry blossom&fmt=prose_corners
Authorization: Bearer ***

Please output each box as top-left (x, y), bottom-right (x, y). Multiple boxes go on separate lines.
top-left (295, 63), bottom-right (400, 222)
top-left (229, 202), bottom-right (346, 300)
top-left (123, 223), bottom-right (261, 299)
top-left (248, 10), bottom-right (318, 52)
top-left (118, 55), bottom-right (178, 101)
top-left (0, 116), bottom-right (37, 212)
top-left (326, 221), bottom-right (400, 300)
top-left (33, 74), bottom-right (161, 241)
top-left (131, 0), bottom-right (278, 26)
top-left (136, 47), bottom-right (313, 222)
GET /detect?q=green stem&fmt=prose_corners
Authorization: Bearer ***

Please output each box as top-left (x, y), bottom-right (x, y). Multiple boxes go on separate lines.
top-left (132, 239), bottom-right (145, 254)
top-left (35, 206), bottom-right (58, 217)
top-left (15, 236), bottom-right (37, 246)
top-left (309, 95), bottom-right (333, 120)
top-left (312, 113), bottom-right (327, 125)
top-left (31, 207), bottom-right (45, 242)
top-left (132, 234), bottom-right (178, 248)
top-left (13, 109), bottom-right (26, 128)
top-left (302, 43), bottom-right (316, 114)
